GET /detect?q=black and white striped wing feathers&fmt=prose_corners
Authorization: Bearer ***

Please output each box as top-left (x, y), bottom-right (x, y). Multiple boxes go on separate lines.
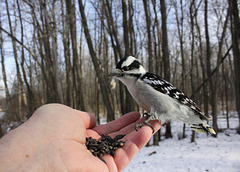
top-left (140, 72), bottom-right (210, 121)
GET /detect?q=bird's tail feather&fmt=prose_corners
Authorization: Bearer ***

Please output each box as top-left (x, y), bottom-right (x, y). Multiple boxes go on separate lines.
top-left (190, 123), bottom-right (216, 135)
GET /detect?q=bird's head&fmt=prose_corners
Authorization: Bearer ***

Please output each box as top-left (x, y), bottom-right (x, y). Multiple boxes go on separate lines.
top-left (109, 56), bottom-right (146, 83)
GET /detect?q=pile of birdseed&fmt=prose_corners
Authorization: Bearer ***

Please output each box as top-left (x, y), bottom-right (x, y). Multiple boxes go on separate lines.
top-left (86, 134), bottom-right (125, 160)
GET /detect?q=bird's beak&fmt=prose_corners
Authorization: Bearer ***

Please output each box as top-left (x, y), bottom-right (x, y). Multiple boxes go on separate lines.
top-left (108, 69), bottom-right (122, 77)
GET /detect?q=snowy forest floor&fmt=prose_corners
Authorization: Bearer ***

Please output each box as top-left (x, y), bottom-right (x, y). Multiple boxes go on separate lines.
top-left (123, 111), bottom-right (240, 172)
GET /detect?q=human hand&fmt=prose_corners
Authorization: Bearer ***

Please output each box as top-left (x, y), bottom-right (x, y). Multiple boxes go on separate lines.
top-left (0, 104), bottom-right (161, 172)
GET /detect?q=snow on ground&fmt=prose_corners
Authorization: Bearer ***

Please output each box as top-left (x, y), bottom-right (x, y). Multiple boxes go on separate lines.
top-left (123, 113), bottom-right (240, 172)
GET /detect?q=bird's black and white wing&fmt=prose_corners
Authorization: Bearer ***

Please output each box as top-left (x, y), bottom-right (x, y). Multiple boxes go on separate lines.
top-left (140, 72), bottom-right (210, 121)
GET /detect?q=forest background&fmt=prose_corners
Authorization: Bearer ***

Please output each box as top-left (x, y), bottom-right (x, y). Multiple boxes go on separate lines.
top-left (0, 0), bottom-right (239, 143)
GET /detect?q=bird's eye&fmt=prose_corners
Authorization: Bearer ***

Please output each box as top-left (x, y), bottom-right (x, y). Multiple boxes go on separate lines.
top-left (122, 66), bottom-right (130, 71)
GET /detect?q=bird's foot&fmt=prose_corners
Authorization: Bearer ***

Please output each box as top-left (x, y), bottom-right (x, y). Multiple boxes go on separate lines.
top-left (135, 121), bottom-right (155, 134)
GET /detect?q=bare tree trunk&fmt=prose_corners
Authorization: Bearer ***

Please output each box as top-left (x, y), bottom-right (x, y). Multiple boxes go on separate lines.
top-left (0, 14), bottom-right (11, 105)
top-left (161, 0), bottom-right (172, 139)
top-left (61, 0), bottom-right (72, 106)
top-left (36, 2), bottom-right (60, 104)
top-left (5, 0), bottom-right (25, 120)
top-left (213, 6), bottom-right (229, 133)
top-left (51, 0), bottom-right (63, 104)
top-left (122, 0), bottom-right (129, 56)
top-left (223, 63), bottom-right (230, 128)
top-left (17, 0), bottom-right (37, 118)
top-left (190, 0), bottom-right (196, 142)
top-left (229, 0), bottom-right (240, 126)
top-left (205, 0), bottom-right (229, 136)
top-left (151, 0), bottom-right (162, 76)
top-left (122, 0), bottom-right (135, 113)
top-left (174, 0), bottom-right (187, 139)
top-left (128, 0), bottom-right (135, 55)
top-left (143, 0), bottom-right (153, 72)
top-left (78, 0), bottom-right (114, 121)
top-left (66, 0), bottom-right (85, 110)
top-left (193, 1), bottom-right (209, 128)
top-left (205, 0), bottom-right (217, 136)
top-left (153, 0), bottom-right (162, 143)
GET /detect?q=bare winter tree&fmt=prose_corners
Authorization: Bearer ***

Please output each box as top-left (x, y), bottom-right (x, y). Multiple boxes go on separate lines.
top-left (5, 0), bottom-right (26, 120)
top-left (161, 0), bottom-right (172, 139)
top-left (66, 0), bottom-right (85, 110)
top-left (0, 13), bottom-right (11, 105)
top-left (229, 0), bottom-right (240, 127)
top-left (173, 0), bottom-right (187, 139)
top-left (78, 0), bottom-right (114, 121)
top-left (121, 0), bottom-right (135, 114)
top-left (16, 0), bottom-right (37, 117)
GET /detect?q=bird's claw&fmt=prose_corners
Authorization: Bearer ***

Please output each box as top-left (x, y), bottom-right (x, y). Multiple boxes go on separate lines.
top-left (135, 123), bottom-right (143, 131)
top-left (135, 121), bottom-right (155, 134)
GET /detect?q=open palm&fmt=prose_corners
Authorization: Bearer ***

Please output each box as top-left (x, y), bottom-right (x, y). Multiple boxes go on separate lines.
top-left (0, 104), bottom-right (160, 172)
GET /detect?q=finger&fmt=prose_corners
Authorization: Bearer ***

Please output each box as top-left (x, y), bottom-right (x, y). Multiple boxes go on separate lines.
top-left (124, 120), bottom-right (161, 153)
top-left (123, 120), bottom-right (161, 144)
top-left (113, 120), bottom-right (161, 171)
top-left (101, 155), bottom-right (118, 172)
top-left (93, 112), bottom-right (140, 135)
top-left (86, 117), bottom-right (149, 140)
top-left (73, 110), bottom-right (97, 129)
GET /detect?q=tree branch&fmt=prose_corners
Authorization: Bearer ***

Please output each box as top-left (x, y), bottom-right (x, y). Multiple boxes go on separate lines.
top-left (191, 45), bottom-right (233, 99)
top-left (0, 26), bottom-right (41, 66)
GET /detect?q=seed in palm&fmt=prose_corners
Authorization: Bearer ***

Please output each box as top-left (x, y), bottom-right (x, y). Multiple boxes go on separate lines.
top-left (86, 134), bottom-right (126, 163)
